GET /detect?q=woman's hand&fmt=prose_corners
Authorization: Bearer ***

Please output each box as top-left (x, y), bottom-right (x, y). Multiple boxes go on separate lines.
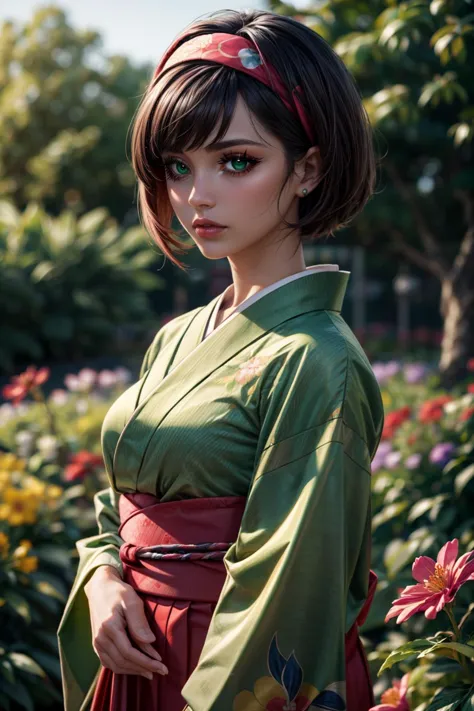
top-left (84, 565), bottom-right (169, 679)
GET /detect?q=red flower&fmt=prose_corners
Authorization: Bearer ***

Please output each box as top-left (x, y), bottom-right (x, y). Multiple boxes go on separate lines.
top-left (467, 358), bottom-right (474, 372)
top-left (460, 407), bottom-right (474, 422)
top-left (382, 407), bottom-right (411, 440)
top-left (467, 384), bottom-right (474, 394)
top-left (64, 451), bottom-right (104, 482)
top-left (418, 395), bottom-right (453, 423)
top-left (370, 674), bottom-right (409, 711)
top-left (2, 366), bottom-right (50, 405)
top-left (385, 539), bottom-right (474, 623)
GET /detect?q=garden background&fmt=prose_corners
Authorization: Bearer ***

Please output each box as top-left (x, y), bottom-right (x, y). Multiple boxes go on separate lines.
top-left (0, 1), bottom-right (474, 709)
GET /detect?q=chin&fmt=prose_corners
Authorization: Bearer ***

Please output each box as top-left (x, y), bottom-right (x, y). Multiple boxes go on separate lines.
top-left (193, 240), bottom-right (232, 260)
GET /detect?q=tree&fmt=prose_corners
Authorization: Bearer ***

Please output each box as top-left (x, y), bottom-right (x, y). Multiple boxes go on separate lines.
top-left (0, 4), bottom-right (153, 223)
top-left (270, 0), bottom-right (474, 384)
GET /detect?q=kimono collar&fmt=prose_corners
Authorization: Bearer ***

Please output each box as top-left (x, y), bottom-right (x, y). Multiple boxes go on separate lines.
top-left (108, 269), bottom-right (351, 488)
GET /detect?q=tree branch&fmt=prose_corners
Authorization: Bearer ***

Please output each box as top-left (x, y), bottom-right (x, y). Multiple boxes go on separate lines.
top-left (388, 227), bottom-right (446, 279)
top-left (385, 161), bottom-right (450, 275)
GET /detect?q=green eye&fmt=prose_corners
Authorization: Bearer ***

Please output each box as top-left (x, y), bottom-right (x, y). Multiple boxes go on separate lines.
top-left (230, 157), bottom-right (248, 171)
top-left (175, 162), bottom-right (189, 175)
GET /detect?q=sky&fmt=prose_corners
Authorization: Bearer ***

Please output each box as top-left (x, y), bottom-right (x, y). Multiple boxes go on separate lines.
top-left (0, 0), bottom-right (286, 65)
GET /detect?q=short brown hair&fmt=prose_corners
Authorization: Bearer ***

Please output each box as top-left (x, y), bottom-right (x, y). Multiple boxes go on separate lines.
top-left (130, 9), bottom-right (377, 269)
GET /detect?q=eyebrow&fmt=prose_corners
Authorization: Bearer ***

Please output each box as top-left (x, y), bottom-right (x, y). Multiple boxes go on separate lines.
top-left (162, 139), bottom-right (266, 155)
top-left (204, 139), bottom-right (265, 152)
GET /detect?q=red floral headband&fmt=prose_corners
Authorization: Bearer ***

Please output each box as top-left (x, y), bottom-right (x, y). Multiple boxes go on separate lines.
top-left (153, 32), bottom-right (315, 145)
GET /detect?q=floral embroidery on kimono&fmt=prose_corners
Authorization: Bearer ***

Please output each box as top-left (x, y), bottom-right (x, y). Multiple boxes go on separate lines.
top-left (233, 633), bottom-right (346, 711)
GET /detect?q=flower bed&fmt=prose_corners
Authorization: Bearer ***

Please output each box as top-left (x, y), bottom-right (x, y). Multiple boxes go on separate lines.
top-left (1, 359), bottom-right (474, 709)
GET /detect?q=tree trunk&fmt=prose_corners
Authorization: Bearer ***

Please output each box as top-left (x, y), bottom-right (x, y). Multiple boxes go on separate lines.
top-left (439, 277), bottom-right (474, 387)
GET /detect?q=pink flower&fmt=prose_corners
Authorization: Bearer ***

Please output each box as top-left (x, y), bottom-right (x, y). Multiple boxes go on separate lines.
top-left (385, 539), bottom-right (474, 623)
top-left (370, 674), bottom-right (409, 710)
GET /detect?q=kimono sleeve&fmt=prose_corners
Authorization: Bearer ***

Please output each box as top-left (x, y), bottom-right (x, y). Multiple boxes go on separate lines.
top-left (181, 341), bottom-right (380, 711)
top-left (57, 335), bottom-right (161, 711)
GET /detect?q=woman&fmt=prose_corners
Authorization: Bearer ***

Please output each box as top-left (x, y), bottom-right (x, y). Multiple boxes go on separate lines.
top-left (58, 8), bottom-right (384, 711)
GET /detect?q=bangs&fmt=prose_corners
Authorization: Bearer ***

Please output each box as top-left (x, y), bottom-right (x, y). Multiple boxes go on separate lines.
top-left (135, 64), bottom-right (244, 187)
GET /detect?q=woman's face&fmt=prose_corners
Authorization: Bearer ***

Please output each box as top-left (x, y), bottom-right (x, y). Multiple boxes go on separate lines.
top-left (160, 94), bottom-right (317, 262)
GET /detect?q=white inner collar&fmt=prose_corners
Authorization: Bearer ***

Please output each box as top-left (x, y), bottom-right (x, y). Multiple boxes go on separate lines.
top-left (203, 264), bottom-right (340, 340)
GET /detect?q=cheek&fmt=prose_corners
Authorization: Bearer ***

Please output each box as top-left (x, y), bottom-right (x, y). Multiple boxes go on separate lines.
top-left (232, 165), bottom-right (285, 208)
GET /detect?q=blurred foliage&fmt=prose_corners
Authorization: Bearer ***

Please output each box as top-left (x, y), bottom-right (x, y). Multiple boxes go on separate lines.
top-left (1, 358), bottom-right (474, 707)
top-left (0, 365), bottom-right (130, 709)
top-left (0, 5), bottom-right (154, 222)
top-left (271, 0), bottom-right (474, 381)
top-left (0, 200), bottom-right (164, 374)
top-left (360, 360), bottom-right (474, 703)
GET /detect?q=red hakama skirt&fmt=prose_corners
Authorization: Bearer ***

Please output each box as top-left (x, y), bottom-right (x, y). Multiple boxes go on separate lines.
top-left (90, 494), bottom-right (376, 711)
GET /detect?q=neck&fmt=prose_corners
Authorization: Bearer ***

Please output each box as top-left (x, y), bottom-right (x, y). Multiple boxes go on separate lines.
top-left (223, 241), bottom-right (306, 310)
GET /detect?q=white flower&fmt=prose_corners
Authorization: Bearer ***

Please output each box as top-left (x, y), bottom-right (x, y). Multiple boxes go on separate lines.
top-left (15, 430), bottom-right (36, 458)
top-left (50, 388), bottom-right (69, 406)
top-left (76, 398), bottom-right (89, 415)
top-left (78, 368), bottom-right (97, 389)
top-left (37, 434), bottom-right (58, 461)
top-left (65, 374), bottom-right (81, 392)
top-left (461, 393), bottom-right (474, 407)
top-left (0, 403), bottom-right (15, 424)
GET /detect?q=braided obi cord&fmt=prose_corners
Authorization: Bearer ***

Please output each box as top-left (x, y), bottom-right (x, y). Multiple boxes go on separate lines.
top-left (120, 540), bottom-right (233, 563)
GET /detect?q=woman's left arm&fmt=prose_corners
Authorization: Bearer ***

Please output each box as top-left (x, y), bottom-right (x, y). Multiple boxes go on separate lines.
top-left (181, 341), bottom-right (383, 711)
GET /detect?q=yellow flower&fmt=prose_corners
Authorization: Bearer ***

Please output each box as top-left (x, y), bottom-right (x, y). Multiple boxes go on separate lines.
top-left (0, 598), bottom-right (5, 607)
top-left (13, 555), bottom-right (38, 573)
top-left (0, 471), bottom-right (11, 491)
top-left (0, 488), bottom-right (38, 526)
top-left (381, 391), bottom-right (392, 407)
top-left (24, 476), bottom-right (46, 497)
top-left (46, 484), bottom-right (63, 499)
top-left (13, 539), bottom-right (33, 558)
top-left (0, 531), bottom-right (9, 559)
top-left (0, 453), bottom-right (26, 472)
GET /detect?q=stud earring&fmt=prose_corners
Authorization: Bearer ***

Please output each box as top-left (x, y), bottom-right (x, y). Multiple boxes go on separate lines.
top-left (302, 188), bottom-right (308, 197)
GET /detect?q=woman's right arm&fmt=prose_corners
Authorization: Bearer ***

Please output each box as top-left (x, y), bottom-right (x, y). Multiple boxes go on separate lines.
top-left (58, 330), bottom-right (171, 708)
top-left (84, 559), bottom-right (168, 679)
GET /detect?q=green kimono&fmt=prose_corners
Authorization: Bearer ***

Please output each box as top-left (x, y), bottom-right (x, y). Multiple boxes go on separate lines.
top-left (57, 268), bottom-right (384, 711)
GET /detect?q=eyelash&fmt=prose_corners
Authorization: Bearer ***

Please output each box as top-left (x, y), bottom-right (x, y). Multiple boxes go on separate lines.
top-left (161, 151), bottom-right (262, 182)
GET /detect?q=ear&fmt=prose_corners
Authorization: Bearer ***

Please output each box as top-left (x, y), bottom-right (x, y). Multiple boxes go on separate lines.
top-left (294, 146), bottom-right (321, 193)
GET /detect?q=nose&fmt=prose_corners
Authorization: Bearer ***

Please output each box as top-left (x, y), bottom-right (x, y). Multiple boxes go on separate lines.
top-left (187, 173), bottom-right (216, 209)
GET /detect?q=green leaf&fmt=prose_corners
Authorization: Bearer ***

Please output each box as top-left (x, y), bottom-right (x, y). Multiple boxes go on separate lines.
top-left (8, 653), bottom-right (45, 677)
top-left (378, 638), bottom-right (433, 675)
top-left (77, 207), bottom-right (109, 235)
top-left (0, 658), bottom-right (15, 685)
top-left (373, 501), bottom-right (409, 530)
top-left (29, 650), bottom-right (61, 680)
top-left (383, 538), bottom-right (419, 578)
top-left (461, 692), bottom-right (474, 710)
top-left (408, 494), bottom-right (447, 522)
top-left (422, 642), bottom-right (474, 660)
top-left (3, 591), bottom-right (31, 623)
top-left (455, 464), bottom-right (474, 495)
top-left (425, 686), bottom-right (472, 711)
top-left (1, 679), bottom-right (35, 711)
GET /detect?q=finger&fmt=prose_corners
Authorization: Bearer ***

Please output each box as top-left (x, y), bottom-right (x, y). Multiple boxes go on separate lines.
top-left (135, 641), bottom-right (163, 663)
top-left (96, 644), bottom-right (153, 680)
top-left (105, 626), bottom-right (167, 675)
top-left (122, 596), bottom-right (156, 644)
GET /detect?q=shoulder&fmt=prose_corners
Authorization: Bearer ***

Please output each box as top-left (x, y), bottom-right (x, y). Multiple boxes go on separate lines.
top-left (259, 310), bottom-right (384, 458)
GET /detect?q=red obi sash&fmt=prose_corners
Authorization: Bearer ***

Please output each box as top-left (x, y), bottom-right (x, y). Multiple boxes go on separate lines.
top-left (92, 494), bottom-right (377, 711)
